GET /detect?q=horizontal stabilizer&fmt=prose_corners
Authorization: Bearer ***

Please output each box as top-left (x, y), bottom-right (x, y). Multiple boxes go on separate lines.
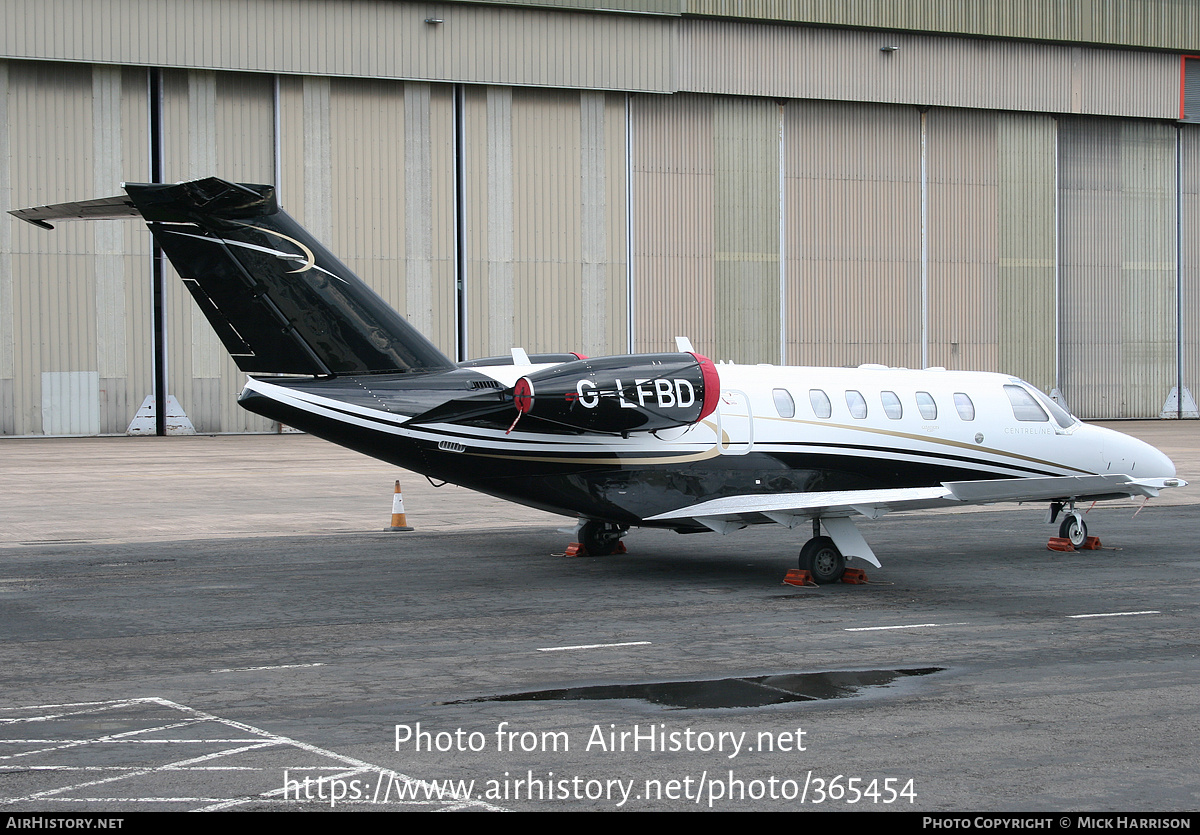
top-left (9, 194), bottom-right (139, 228)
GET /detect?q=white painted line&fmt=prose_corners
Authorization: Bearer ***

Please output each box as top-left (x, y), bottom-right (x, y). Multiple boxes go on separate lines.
top-left (5, 741), bottom-right (279, 806)
top-left (2, 738), bottom-right (264, 746)
top-left (0, 699), bottom-right (144, 724)
top-left (0, 718), bottom-right (206, 763)
top-left (537, 640), bottom-right (652, 652)
top-left (0, 764), bottom-right (263, 771)
top-left (844, 623), bottom-right (967, 632)
top-left (1067, 610), bottom-right (1161, 619)
top-left (211, 663), bottom-right (326, 673)
top-left (0, 697), bottom-right (506, 812)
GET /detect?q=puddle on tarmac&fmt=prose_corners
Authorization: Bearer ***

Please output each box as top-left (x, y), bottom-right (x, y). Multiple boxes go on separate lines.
top-left (452, 667), bottom-right (943, 710)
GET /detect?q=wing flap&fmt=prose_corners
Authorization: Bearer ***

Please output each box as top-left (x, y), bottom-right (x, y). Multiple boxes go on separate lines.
top-left (942, 473), bottom-right (1156, 503)
top-left (647, 486), bottom-right (955, 525)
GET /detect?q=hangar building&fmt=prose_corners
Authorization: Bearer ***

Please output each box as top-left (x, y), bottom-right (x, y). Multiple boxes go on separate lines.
top-left (1, 0), bottom-right (1198, 434)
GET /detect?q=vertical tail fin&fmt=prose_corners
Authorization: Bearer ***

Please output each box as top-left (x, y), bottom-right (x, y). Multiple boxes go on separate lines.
top-left (13, 177), bottom-right (455, 376)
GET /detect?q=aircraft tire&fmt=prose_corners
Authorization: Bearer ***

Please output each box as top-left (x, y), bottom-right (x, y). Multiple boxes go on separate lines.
top-left (1058, 514), bottom-right (1087, 548)
top-left (580, 520), bottom-right (622, 557)
top-left (799, 536), bottom-right (845, 584)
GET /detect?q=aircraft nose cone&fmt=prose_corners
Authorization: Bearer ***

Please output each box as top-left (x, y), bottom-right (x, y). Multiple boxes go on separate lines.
top-left (1116, 432), bottom-right (1176, 478)
top-left (1141, 442), bottom-right (1177, 479)
top-left (1089, 425), bottom-right (1176, 478)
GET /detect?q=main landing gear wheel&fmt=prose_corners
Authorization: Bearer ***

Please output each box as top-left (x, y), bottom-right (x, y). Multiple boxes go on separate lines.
top-left (580, 520), bottom-right (624, 556)
top-left (799, 536), bottom-right (846, 585)
top-left (1058, 514), bottom-right (1088, 548)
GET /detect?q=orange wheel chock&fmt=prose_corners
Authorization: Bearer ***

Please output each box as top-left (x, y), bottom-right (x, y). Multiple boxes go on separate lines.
top-left (841, 568), bottom-right (869, 584)
top-left (562, 540), bottom-right (626, 557)
top-left (783, 569), bottom-right (814, 587)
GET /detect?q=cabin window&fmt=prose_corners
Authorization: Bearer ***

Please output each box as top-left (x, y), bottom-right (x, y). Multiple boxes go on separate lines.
top-left (773, 388), bottom-right (796, 418)
top-left (953, 392), bottom-right (975, 421)
top-left (881, 391), bottom-right (903, 420)
top-left (916, 391), bottom-right (937, 420)
top-left (1004, 385), bottom-right (1049, 422)
top-left (845, 390), bottom-right (868, 419)
top-left (809, 389), bottom-right (832, 419)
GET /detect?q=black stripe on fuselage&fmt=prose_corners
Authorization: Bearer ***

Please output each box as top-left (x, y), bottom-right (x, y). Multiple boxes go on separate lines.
top-left (759, 440), bottom-right (1066, 478)
top-left (245, 377), bottom-right (1079, 476)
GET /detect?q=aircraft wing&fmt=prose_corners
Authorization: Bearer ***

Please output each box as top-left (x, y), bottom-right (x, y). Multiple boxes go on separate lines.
top-left (645, 474), bottom-right (1184, 535)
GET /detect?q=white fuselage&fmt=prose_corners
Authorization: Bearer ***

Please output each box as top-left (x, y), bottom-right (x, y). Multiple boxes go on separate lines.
top-left (462, 360), bottom-right (1176, 484)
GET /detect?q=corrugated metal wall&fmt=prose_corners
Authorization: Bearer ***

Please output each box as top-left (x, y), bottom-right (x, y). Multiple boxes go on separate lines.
top-left (681, 19), bottom-right (1179, 120)
top-left (1, 2), bottom-right (1182, 118)
top-left (1059, 117), bottom-right (1179, 418)
top-left (633, 98), bottom-right (1190, 417)
top-left (632, 94), bottom-right (716, 355)
top-left (422, 0), bottom-right (1200, 55)
top-left (461, 86), bottom-right (628, 358)
top-left (3, 60), bottom-right (152, 436)
top-left (784, 101), bottom-right (920, 369)
top-left (679, 0), bottom-right (1200, 53)
top-left (1, 62), bottom-right (641, 434)
top-left (3, 0), bottom-right (1198, 433)
top-left (1183, 127), bottom-right (1200, 414)
top-left (0, 60), bottom-right (8, 434)
top-left (484, 0), bottom-right (1200, 55)
top-left (922, 110), bottom-right (1055, 389)
top-left (633, 93), bottom-right (782, 362)
top-left (996, 113), bottom-right (1058, 393)
top-left (713, 97), bottom-right (780, 364)
top-left (158, 69), bottom-right (277, 432)
top-left (0, 0), bottom-right (679, 95)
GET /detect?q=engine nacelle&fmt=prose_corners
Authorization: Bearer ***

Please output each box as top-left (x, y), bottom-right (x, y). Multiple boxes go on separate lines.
top-left (510, 353), bottom-right (719, 433)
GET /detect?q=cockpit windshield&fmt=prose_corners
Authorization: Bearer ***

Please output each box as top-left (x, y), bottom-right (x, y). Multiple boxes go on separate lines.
top-left (1034, 387), bottom-right (1077, 429)
top-left (1005, 379), bottom-right (1077, 429)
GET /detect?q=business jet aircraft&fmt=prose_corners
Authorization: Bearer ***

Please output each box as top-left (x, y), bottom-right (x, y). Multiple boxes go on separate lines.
top-left (11, 178), bottom-right (1185, 583)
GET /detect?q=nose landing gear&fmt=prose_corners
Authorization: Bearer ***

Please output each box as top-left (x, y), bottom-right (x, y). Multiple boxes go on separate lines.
top-left (1049, 500), bottom-right (1089, 548)
top-left (1058, 513), bottom-right (1088, 548)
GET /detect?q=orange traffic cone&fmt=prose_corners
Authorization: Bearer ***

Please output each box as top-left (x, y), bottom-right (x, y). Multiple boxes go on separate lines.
top-left (387, 481), bottom-right (414, 531)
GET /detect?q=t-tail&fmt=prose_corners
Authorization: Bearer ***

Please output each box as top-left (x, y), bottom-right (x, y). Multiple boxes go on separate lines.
top-left (10, 177), bottom-right (456, 377)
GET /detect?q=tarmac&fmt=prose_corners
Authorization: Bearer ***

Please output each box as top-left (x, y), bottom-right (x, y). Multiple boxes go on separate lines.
top-left (0, 421), bottom-right (1197, 812)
